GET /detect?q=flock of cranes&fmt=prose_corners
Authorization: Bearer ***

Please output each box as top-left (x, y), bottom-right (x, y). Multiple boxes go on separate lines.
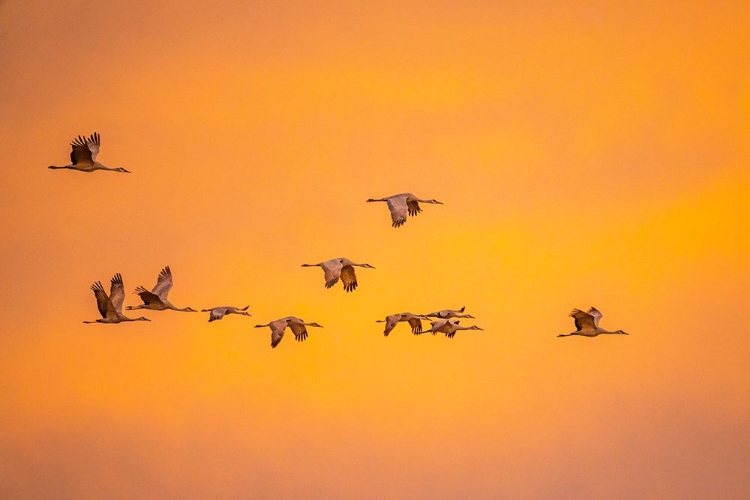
top-left (55, 132), bottom-right (629, 346)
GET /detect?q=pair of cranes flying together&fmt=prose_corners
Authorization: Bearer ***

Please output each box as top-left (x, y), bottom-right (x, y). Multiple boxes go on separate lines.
top-left (376, 307), bottom-right (479, 337)
top-left (49, 133), bottom-right (445, 229)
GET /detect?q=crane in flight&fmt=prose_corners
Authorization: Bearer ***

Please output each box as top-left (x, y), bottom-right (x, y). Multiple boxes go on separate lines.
top-left (366, 193), bottom-right (442, 228)
top-left (425, 306), bottom-right (474, 319)
top-left (301, 257), bottom-right (375, 292)
top-left (558, 307), bottom-right (629, 338)
top-left (424, 318), bottom-right (483, 338)
top-left (126, 266), bottom-right (197, 312)
top-left (376, 312), bottom-right (429, 336)
top-left (83, 273), bottom-right (150, 324)
top-left (49, 133), bottom-right (130, 173)
top-left (201, 305), bottom-right (251, 322)
top-left (254, 316), bottom-right (323, 348)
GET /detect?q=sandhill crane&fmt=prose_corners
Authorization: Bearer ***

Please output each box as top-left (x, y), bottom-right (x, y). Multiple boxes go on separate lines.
top-left (126, 266), bottom-right (197, 312)
top-left (424, 318), bottom-right (483, 338)
top-left (254, 316), bottom-right (323, 348)
top-left (376, 312), bottom-right (429, 336)
top-left (202, 305), bottom-right (251, 322)
top-left (49, 133), bottom-right (130, 173)
top-left (558, 307), bottom-right (629, 338)
top-left (425, 306), bottom-right (474, 319)
top-left (301, 257), bottom-right (375, 292)
top-left (366, 193), bottom-right (443, 228)
top-left (83, 273), bottom-right (150, 324)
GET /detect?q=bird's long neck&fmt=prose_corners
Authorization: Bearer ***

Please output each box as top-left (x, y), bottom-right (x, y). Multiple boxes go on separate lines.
top-left (95, 162), bottom-right (129, 173)
top-left (121, 315), bottom-right (150, 322)
top-left (600, 329), bottom-right (627, 335)
top-left (166, 303), bottom-right (193, 312)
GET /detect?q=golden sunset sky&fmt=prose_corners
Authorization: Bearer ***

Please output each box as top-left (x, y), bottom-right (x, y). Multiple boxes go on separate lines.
top-left (1, 0), bottom-right (749, 498)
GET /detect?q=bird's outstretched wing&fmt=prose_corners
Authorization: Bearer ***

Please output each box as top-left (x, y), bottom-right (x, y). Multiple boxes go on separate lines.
top-left (135, 286), bottom-right (164, 307)
top-left (570, 309), bottom-right (595, 331)
top-left (208, 307), bottom-right (228, 322)
top-left (288, 319), bottom-right (309, 342)
top-left (406, 199), bottom-right (422, 217)
top-left (587, 307), bottom-right (602, 328)
top-left (86, 132), bottom-right (100, 161)
top-left (270, 320), bottom-right (288, 348)
top-left (386, 196), bottom-right (408, 228)
top-left (91, 281), bottom-right (117, 320)
top-left (152, 266), bottom-right (173, 300)
top-left (340, 265), bottom-right (358, 292)
top-left (407, 316), bottom-right (423, 334)
top-left (321, 259), bottom-right (342, 288)
top-left (109, 273), bottom-right (125, 314)
top-left (70, 135), bottom-right (94, 165)
top-left (382, 314), bottom-right (400, 336)
top-left (428, 318), bottom-right (450, 335)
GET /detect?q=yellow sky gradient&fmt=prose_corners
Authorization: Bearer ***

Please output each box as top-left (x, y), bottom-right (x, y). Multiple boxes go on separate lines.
top-left (1, 0), bottom-right (749, 498)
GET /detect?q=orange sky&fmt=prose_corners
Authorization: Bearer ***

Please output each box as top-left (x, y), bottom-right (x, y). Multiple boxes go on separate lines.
top-left (1, 0), bottom-right (749, 498)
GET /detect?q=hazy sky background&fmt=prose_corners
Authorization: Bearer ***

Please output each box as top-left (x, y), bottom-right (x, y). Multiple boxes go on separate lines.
top-left (1, 0), bottom-right (749, 498)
